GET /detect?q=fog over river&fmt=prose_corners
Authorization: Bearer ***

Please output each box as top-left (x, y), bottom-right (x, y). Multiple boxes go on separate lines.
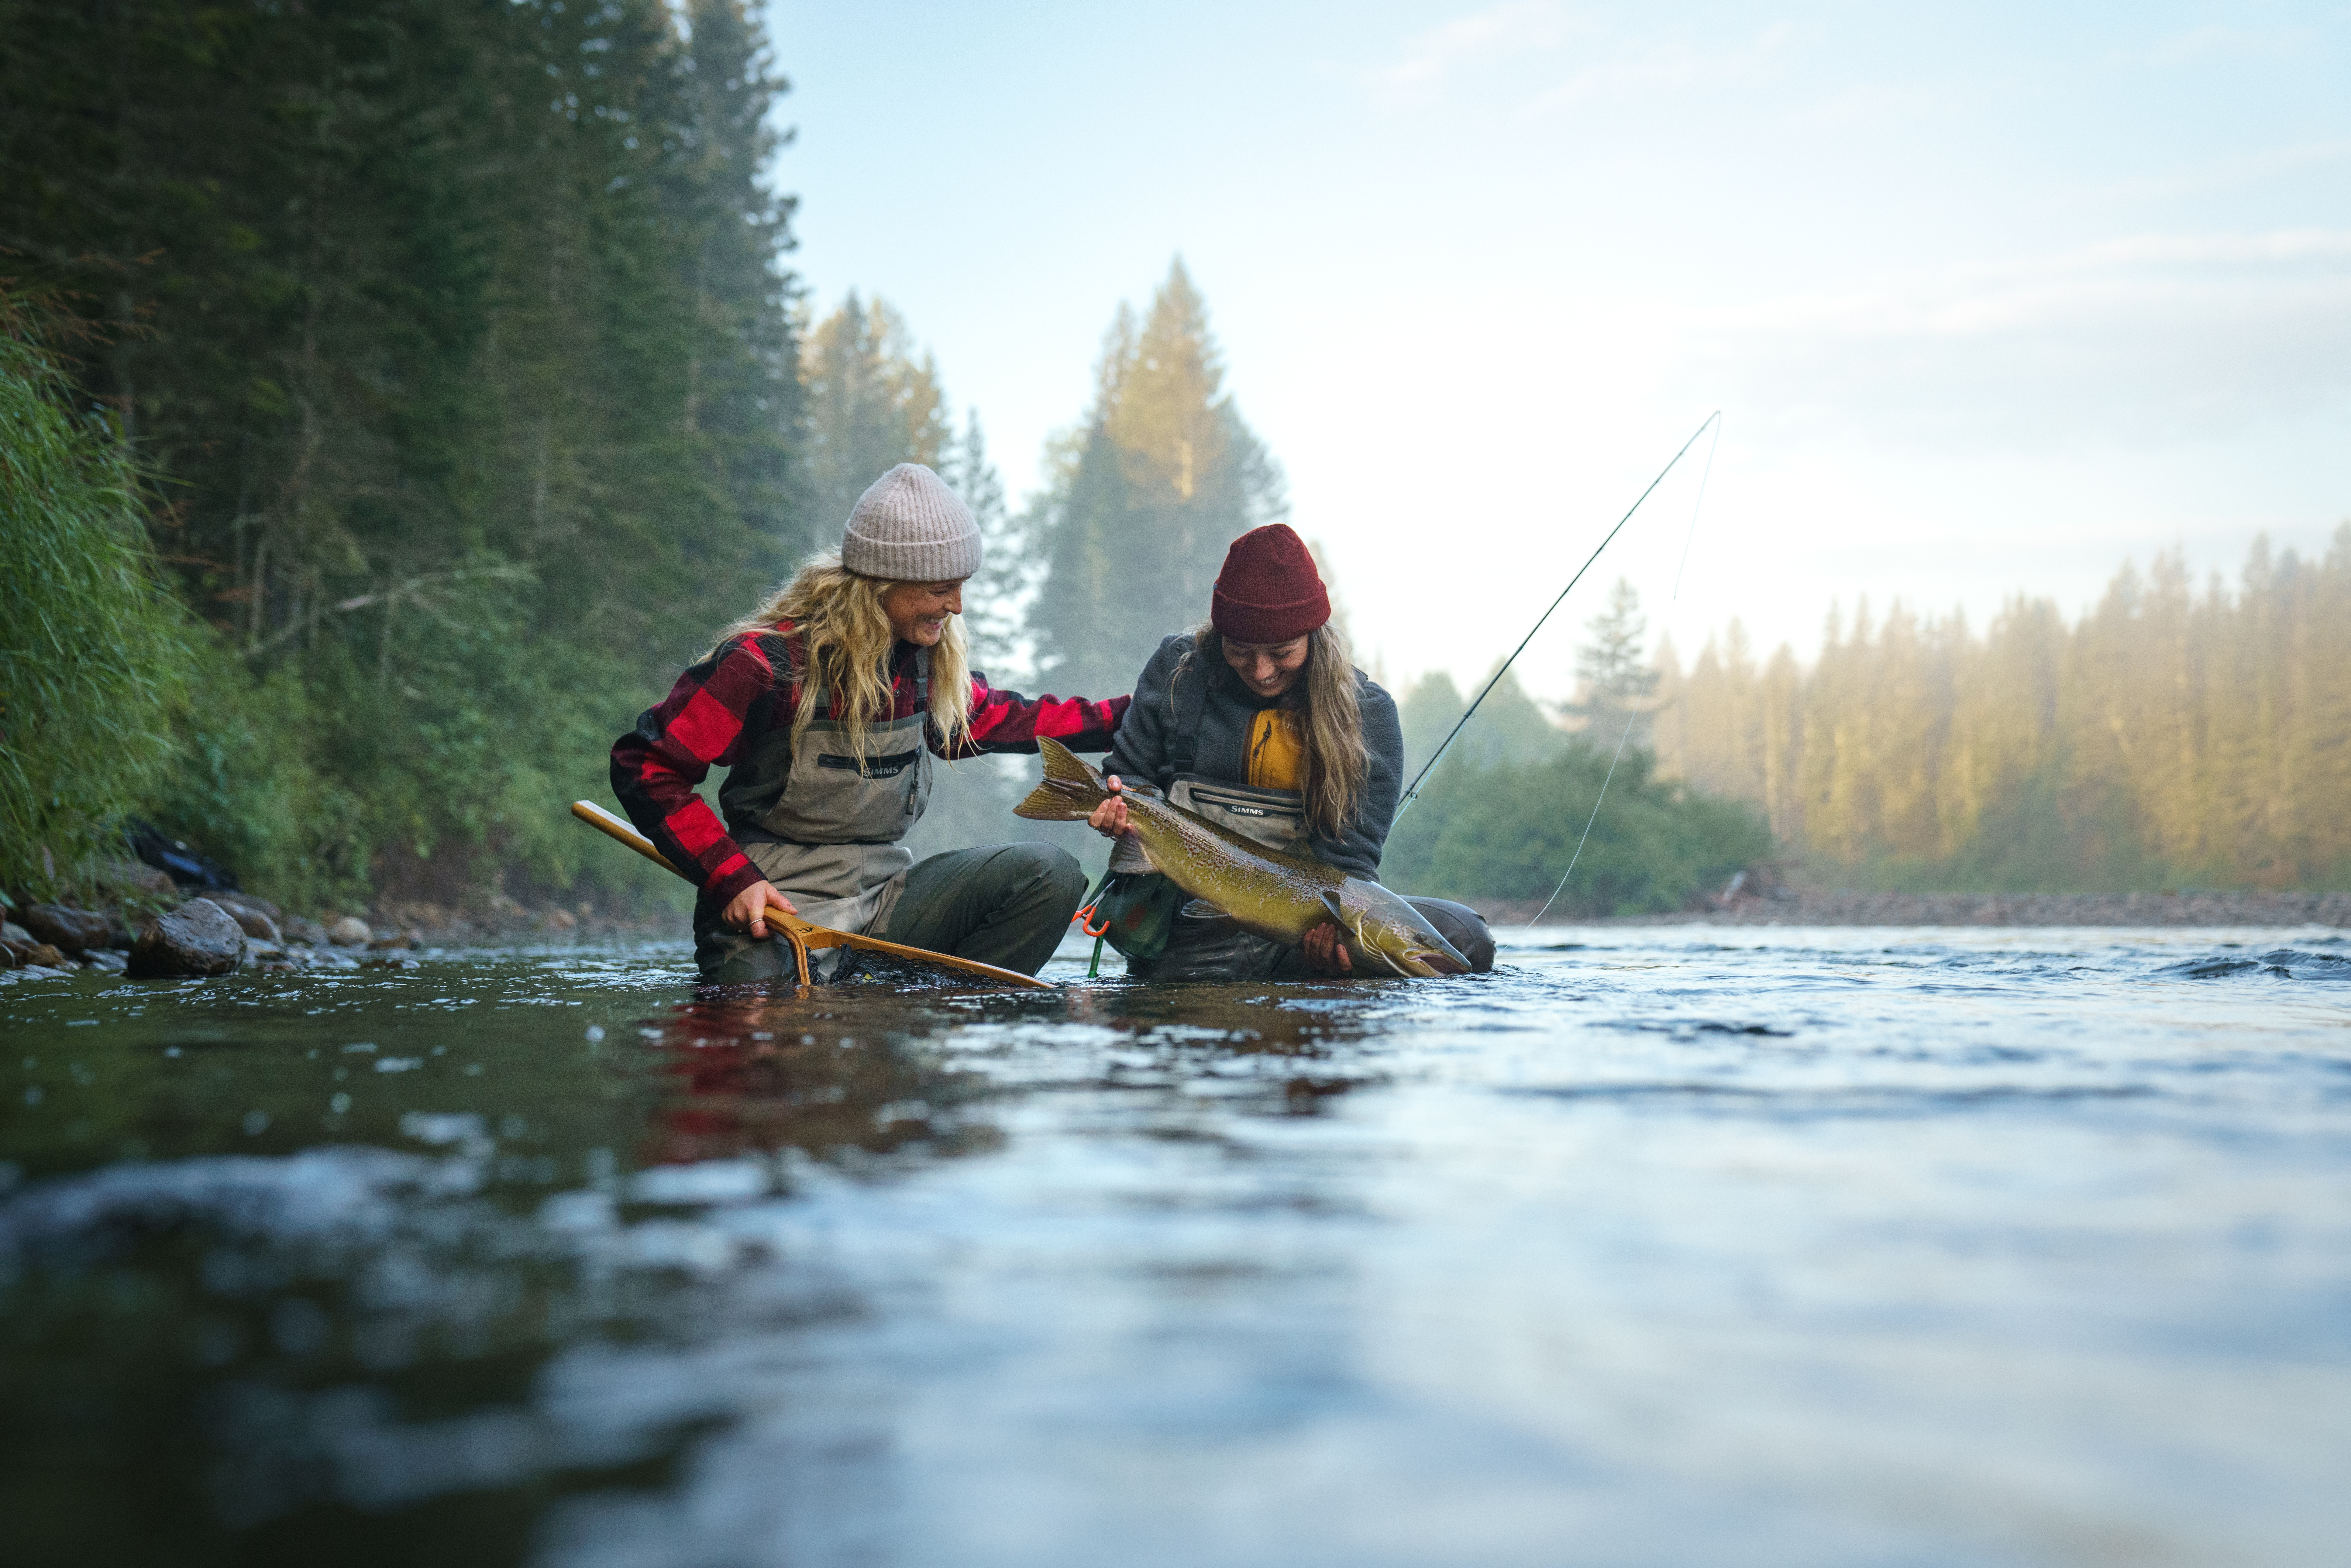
top-left (4, 927), bottom-right (2348, 1566)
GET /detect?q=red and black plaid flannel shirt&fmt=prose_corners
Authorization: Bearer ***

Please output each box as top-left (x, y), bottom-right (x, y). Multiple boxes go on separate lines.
top-left (611, 626), bottom-right (1128, 906)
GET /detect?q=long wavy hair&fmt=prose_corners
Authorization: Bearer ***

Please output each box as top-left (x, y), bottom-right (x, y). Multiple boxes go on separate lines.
top-left (1176, 620), bottom-right (1367, 841)
top-left (710, 551), bottom-right (973, 756)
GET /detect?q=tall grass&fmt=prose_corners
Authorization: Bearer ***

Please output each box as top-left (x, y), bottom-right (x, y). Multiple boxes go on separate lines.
top-left (0, 293), bottom-right (192, 901)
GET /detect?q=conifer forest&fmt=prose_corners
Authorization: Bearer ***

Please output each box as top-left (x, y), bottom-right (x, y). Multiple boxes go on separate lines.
top-left (1651, 533), bottom-right (2351, 892)
top-left (2, 0), bottom-right (2343, 916)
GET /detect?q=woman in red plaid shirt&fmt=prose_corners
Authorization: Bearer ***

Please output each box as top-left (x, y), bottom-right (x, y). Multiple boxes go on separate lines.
top-left (611, 464), bottom-right (1127, 982)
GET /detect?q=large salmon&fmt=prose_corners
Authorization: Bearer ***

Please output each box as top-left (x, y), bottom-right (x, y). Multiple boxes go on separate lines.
top-left (1014, 738), bottom-right (1471, 978)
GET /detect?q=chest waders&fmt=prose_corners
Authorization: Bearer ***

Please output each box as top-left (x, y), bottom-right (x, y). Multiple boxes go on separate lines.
top-left (717, 649), bottom-right (935, 979)
top-left (1089, 666), bottom-right (1314, 963)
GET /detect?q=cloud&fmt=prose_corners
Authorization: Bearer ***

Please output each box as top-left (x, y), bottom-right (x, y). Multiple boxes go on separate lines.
top-left (1521, 20), bottom-right (1794, 116)
top-left (1699, 230), bottom-right (2351, 452)
top-left (1367, 2), bottom-right (1567, 101)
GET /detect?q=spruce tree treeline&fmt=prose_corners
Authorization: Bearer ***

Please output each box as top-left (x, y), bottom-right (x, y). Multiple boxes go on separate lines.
top-left (797, 294), bottom-right (1022, 666)
top-left (1654, 531), bottom-right (2351, 890)
top-left (802, 293), bottom-right (948, 534)
top-left (1386, 590), bottom-right (1769, 915)
top-left (1, 0), bottom-right (807, 906)
top-left (1026, 259), bottom-right (1289, 698)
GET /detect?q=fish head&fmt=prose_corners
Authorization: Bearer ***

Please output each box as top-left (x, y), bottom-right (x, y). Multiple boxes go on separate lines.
top-left (1323, 884), bottom-right (1473, 978)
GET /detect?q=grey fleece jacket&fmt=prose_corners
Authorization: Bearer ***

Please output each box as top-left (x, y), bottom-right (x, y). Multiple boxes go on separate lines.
top-left (1105, 633), bottom-right (1404, 880)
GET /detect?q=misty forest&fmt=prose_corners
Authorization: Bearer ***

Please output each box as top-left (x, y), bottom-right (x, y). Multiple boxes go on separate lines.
top-left (5, 0), bottom-right (2345, 923)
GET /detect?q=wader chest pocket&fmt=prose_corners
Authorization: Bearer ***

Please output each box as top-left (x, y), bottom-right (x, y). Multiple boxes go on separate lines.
top-left (818, 749), bottom-right (919, 779)
top-left (1173, 777), bottom-right (1311, 855)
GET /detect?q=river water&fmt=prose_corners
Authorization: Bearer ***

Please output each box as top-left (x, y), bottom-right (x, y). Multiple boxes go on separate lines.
top-left (3, 924), bottom-right (2347, 1567)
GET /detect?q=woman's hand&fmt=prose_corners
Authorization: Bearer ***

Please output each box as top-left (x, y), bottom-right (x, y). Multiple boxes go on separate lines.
top-left (722, 879), bottom-right (795, 939)
top-left (1086, 775), bottom-right (1131, 839)
top-left (1301, 921), bottom-right (1353, 975)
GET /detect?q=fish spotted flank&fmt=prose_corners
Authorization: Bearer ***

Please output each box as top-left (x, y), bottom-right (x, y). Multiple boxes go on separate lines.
top-left (1014, 738), bottom-right (1471, 978)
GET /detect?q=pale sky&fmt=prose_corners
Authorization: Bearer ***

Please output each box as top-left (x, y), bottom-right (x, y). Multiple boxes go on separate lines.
top-left (764, 0), bottom-right (2349, 700)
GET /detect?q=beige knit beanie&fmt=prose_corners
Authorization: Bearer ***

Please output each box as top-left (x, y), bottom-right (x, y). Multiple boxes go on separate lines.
top-left (841, 463), bottom-right (983, 582)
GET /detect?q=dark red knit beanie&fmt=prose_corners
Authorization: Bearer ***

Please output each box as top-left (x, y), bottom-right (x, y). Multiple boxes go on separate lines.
top-left (1210, 524), bottom-right (1330, 643)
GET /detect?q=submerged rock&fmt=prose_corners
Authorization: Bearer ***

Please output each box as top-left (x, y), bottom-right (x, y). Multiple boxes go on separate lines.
top-left (326, 916), bottom-right (373, 947)
top-left (22, 904), bottom-right (113, 955)
top-left (128, 898), bottom-right (248, 979)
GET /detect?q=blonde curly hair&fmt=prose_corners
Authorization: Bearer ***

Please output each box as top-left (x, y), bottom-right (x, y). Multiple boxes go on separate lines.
top-left (711, 551), bottom-right (974, 757)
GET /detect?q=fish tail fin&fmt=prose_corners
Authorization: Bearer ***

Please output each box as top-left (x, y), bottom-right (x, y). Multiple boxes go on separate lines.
top-left (1012, 736), bottom-right (1110, 821)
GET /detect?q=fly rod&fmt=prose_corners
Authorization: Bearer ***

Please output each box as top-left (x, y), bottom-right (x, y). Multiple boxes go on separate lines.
top-left (1393, 410), bottom-right (1722, 819)
top-left (569, 799), bottom-right (1053, 990)
top-left (1523, 412), bottom-right (1722, 926)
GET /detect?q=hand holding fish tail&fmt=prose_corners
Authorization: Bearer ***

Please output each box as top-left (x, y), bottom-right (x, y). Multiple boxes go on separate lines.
top-left (1086, 776), bottom-right (1131, 838)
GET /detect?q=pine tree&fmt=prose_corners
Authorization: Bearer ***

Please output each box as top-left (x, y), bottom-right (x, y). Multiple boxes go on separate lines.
top-left (0, 0), bottom-right (810, 903)
top-left (1028, 260), bottom-right (1287, 697)
top-left (1566, 578), bottom-right (1661, 748)
top-left (1397, 667), bottom-right (1564, 778)
top-left (943, 410), bottom-right (1036, 674)
top-left (801, 292), bottom-right (949, 537)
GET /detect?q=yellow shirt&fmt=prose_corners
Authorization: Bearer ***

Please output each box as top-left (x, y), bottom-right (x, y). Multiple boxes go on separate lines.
top-left (1245, 709), bottom-right (1305, 791)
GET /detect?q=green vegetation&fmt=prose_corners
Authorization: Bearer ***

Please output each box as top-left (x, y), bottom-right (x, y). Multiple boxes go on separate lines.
top-left (1381, 745), bottom-right (1772, 915)
top-left (1386, 582), bottom-right (1769, 913)
top-left (2, 0), bottom-right (804, 910)
top-left (0, 300), bottom-right (191, 901)
top-left (1655, 534), bottom-right (2351, 891)
top-left (1401, 667), bottom-right (1571, 777)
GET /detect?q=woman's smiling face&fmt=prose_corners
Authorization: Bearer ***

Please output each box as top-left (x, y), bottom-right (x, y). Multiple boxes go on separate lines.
top-left (1221, 634), bottom-right (1310, 699)
top-left (881, 579), bottom-right (965, 646)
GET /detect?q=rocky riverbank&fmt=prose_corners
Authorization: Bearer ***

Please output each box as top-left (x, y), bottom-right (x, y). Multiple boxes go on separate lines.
top-left (3, 856), bottom-right (672, 985)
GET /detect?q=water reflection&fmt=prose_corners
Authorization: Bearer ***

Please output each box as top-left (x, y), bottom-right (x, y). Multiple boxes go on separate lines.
top-left (0, 930), bottom-right (2345, 1566)
top-left (642, 992), bottom-right (1005, 1166)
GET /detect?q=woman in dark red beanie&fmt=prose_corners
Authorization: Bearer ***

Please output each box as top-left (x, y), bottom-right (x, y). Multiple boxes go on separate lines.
top-left (1086, 524), bottom-right (1495, 979)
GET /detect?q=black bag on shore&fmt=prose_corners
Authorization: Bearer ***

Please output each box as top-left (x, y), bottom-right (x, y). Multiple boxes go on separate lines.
top-left (123, 818), bottom-right (241, 893)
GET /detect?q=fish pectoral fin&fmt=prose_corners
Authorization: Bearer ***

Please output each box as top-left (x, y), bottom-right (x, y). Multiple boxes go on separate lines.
top-left (1318, 890), bottom-right (1346, 925)
top-left (1179, 898), bottom-right (1233, 921)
